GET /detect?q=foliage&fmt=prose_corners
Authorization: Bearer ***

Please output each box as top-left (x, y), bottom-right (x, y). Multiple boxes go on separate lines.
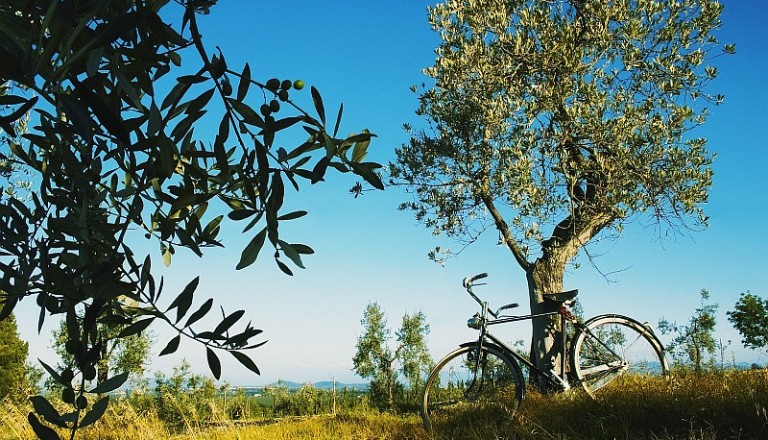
top-left (727, 291), bottom-right (768, 350)
top-left (50, 319), bottom-right (153, 391)
top-left (0, 311), bottom-right (38, 402)
top-left (0, 83), bottom-right (32, 199)
top-left (390, 0), bottom-right (732, 380)
top-left (0, 0), bottom-right (381, 437)
top-left (659, 289), bottom-right (718, 371)
top-left (352, 303), bottom-right (432, 411)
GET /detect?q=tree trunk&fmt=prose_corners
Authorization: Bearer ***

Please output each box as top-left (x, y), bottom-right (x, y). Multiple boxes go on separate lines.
top-left (526, 253), bottom-right (568, 392)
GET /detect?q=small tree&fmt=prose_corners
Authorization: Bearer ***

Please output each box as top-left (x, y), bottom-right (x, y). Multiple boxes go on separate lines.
top-left (352, 303), bottom-right (432, 411)
top-left (396, 311), bottom-right (433, 405)
top-left (727, 292), bottom-right (768, 351)
top-left (50, 318), bottom-right (152, 390)
top-left (0, 311), bottom-right (36, 402)
top-left (659, 289), bottom-right (718, 371)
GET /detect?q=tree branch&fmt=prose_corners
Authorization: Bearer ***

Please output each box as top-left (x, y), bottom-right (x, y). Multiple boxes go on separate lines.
top-left (482, 196), bottom-right (531, 271)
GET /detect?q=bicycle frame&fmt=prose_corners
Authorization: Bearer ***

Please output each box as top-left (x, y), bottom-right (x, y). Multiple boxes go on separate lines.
top-left (461, 273), bottom-right (582, 390)
top-left (470, 304), bottom-right (577, 390)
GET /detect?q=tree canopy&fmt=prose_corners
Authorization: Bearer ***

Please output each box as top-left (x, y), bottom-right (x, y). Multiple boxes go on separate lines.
top-left (0, 0), bottom-right (381, 436)
top-left (728, 292), bottom-right (768, 351)
top-left (391, 0), bottom-right (731, 377)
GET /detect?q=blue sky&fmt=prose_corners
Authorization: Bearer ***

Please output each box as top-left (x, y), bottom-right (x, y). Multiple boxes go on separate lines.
top-left (16, 0), bottom-right (768, 385)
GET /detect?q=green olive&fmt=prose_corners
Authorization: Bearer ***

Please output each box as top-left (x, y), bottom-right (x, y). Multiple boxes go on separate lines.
top-left (293, 79), bottom-right (305, 90)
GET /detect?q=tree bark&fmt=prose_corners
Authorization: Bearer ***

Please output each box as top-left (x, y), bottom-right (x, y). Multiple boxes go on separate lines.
top-left (525, 253), bottom-right (568, 390)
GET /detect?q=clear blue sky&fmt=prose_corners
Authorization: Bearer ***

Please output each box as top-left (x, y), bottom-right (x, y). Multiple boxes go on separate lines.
top-left (16, 0), bottom-right (768, 385)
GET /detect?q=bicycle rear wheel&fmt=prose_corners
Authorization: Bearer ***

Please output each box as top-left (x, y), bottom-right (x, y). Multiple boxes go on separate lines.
top-left (421, 344), bottom-right (524, 432)
top-left (570, 314), bottom-right (669, 396)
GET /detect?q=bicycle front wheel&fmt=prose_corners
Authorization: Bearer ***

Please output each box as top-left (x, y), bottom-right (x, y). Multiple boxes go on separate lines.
top-left (421, 344), bottom-right (524, 432)
top-left (570, 315), bottom-right (669, 396)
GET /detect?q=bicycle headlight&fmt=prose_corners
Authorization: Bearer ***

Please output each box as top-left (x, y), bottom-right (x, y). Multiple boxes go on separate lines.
top-left (467, 313), bottom-right (482, 329)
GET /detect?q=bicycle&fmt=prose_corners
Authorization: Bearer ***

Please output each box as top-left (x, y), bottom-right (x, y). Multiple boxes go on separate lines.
top-left (421, 273), bottom-right (670, 432)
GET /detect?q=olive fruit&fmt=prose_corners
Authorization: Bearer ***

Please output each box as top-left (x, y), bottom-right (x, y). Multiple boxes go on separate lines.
top-left (293, 79), bottom-right (305, 90)
top-left (84, 366), bottom-right (97, 381)
top-left (280, 79), bottom-right (292, 90)
top-left (62, 387), bottom-right (76, 404)
top-left (269, 99), bottom-right (280, 113)
top-left (65, 339), bottom-right (81, 355)
top-left (76, 395), bottom-right (88, 410)
top-left (265, 78), bottom-right (280, 91)
top-left (61, 368), bottom-right (75, 384)
top-left (260, 104), bottom-right (271, 117)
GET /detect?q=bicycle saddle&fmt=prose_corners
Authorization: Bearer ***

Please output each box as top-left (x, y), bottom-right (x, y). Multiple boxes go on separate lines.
top-left (543, 289), bottom-right (578, 304)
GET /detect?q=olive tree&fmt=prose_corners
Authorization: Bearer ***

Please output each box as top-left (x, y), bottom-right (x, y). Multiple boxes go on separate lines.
top-left (0, 0), bottom-right (381, 437)
top-left (391, 0), bottom-right (732, 380)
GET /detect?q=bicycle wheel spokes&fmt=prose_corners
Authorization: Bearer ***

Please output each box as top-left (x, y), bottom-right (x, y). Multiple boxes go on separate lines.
top-left (422, 346), bottom-right (522, 432)
top-left (571, 316), bottom-right (669, 396)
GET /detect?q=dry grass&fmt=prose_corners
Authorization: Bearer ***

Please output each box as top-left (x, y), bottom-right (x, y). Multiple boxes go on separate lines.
top-left (2, 370), bottom-right (766, 440)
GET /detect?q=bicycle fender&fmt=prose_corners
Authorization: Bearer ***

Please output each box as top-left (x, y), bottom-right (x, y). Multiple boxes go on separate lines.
top-left (581, 314), bottom-right (664, 347)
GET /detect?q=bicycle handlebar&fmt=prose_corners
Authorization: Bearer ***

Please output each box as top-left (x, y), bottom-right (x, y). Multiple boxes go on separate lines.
top-left (462, 272), bottom-right (488, 288)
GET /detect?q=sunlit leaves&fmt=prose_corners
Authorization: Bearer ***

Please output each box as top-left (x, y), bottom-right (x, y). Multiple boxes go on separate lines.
top-left (1, 0), bottom-right (381, 437)
top-left (393, 0), bottom-right (728, 264)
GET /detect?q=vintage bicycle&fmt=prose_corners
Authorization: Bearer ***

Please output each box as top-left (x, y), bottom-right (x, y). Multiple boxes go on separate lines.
top-left (421, 273), bottom-right (669, 431)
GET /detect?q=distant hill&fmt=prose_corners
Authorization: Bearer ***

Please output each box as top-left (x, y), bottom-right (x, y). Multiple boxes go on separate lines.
top-left (234, 380), bottom-right (369, 395)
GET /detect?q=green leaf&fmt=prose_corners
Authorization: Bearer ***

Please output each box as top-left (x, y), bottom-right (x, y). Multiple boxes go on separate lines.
top-left (161, 244), bottom-right (172, 267)
top-left (333, 103), bottom-right (343, 137)
top-left (228, 209), bottom-right (255, 221)
top-left (79, 396), bottom-right (110, 428)
top-left (27, 413), bottom-right (61, 440)
top-left (89, 372), bottom-right (129, 394)
top-left (276, 259), bottom-right (293, 276)
top-left (310, 86), bottom-right (325, 125)
top-left (116, 318), bottom-right (154, 338)
top-left (206, 348), bottom-right (221, 380)
top-left (351, 131), bottom-right (372, 163)
top-left (184, 298), bottom-right (214, 328)
top-left (278, 240), bottom-right (305, 269)
top-left (159, 335), bottom-right (181, 356)
top-left (237, 63), bottom-right (251, 101)
top-left (231, 351), bottom-right (261, 375)
top-left (236, 228), bottom-right (267, 270)
top-left (29, 396), bottom-right (65, 428)
top-left (37, 360), bottom-right (63, 385)
top-left (276, 210), bottom-right (307, 221)
top-left (177, 74), bottom-right (209, 84)
top-left (166, 277), bottom-right (199, 323)
top-left (213, 309), bottom-right (246, 336)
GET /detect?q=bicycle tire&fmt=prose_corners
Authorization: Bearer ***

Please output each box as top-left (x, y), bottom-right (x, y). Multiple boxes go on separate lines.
top-left (570, 314), bottom-right (669, 396)
top-left (421, 344), bottom-right (524, 432)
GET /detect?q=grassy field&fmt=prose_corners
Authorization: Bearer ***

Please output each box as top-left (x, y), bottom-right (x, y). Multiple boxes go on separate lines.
top-left (2, 369), bottom-right (766, 440)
